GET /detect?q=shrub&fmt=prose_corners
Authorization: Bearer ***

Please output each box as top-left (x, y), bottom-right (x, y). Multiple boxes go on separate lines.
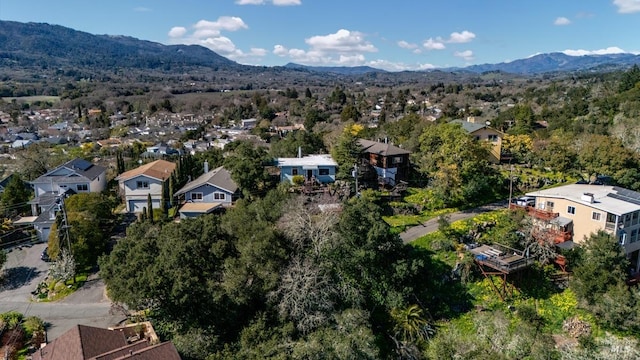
top-left (292, 175), bottom-right (305, 186)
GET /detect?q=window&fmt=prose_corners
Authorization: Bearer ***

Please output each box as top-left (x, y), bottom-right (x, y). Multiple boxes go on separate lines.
top-left (191, 192), bottom-right (203, 201)
top-left (392, 156), bottom-right (403, 164)
top-left (633, 211), bottom-right (639, 225)
top-left (567, 206), bottom-right (575, 215)
top-left (474, 136), bottom-right (480, 141)
top-left (488, 134), bottom-right (499, 142)
top-left (592, 212), bottom-right (602, 221)
top-left (77, 184), bottom-right (88, 191)
top-left (214, 193), bottom-right (226, 200)
top-left (319, 168), bottom-right (330, 176)
top-left (631, 229), bottom-right (638, 243)
top-left (546, 201), bottom-right (554, 209)
top-left (292, 168), bottom-right (298, 176)
top-left (136, 181), bottom-right (149, 189)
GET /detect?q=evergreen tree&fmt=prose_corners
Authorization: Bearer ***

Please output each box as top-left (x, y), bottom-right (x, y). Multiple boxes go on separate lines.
top-left (147, 194), bottom-right (154, 224)
top-left (160, 180), bottom-right (167, 218)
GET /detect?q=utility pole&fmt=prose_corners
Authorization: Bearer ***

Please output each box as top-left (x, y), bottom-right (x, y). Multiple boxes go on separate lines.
top-left (59, 196), bottom-right (72, 253)
top-left (352, 164), bottom-right (358, 197)
top-left (508, 162), bottom-right (514, 209)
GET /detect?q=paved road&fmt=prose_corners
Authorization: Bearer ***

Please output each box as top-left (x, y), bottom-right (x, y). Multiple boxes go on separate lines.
top-left (400, 201), bottom-right (508, 243)
top-left (0, 243), bottom-right (125, 341)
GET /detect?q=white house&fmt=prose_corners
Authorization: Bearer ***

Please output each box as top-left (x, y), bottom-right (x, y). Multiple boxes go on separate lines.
top-left (116, 159), bottom-right (176, 213)
top-left (277, 154), bottom-right (338, 184)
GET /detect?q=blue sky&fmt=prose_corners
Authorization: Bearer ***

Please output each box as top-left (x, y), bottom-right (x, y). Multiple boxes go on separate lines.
top-left (1, 0), bottom-right (640, 71)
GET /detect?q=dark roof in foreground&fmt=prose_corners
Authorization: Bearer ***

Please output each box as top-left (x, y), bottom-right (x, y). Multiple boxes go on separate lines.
top-left (32, 324), bottom-right (181, 360)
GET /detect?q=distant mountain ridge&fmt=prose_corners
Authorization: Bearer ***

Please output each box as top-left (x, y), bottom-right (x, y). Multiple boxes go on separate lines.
top-left (284, 63), bottom-right (386, 75)
top-left (1, 20), bottom-right (640, 76)
top-left (0, 20), bottom-right (239, 71)
top-left (458, 52), bottom-right (640, 74)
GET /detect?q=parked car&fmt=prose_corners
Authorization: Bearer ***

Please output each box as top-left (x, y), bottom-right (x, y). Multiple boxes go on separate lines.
top-left (41, 247), bottom-right (51, 262)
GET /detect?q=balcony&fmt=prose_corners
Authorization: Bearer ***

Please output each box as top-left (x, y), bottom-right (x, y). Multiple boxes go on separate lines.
top-left (509, 203), bottom-right (559, 221)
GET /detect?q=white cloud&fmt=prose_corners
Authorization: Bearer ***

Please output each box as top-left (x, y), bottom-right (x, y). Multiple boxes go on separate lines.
top-left (166, 17), bottom-right (267, 63)
top-left (273, 44), bottom-right (289, 56)
top-left (367, 59), bottom-right (436, 72)
top-left (272, 29), bottom-right (376, 66)
top-left (562, 46), bottom-right (627, 56)
top-left (236, 0), bottom-right (301, 5)
top-left (613, 0), bottom-right (640, 13)
top-left (398, 40), bottom-right (418, 50)
top-left (273, 0), bottom-right (301, 5)
top-left (448, 30), bottom-right (476, 43)
top-left (554, 17), bottom-right (571, 25)
top-left (423, 38), bottom-right (445, 50)
top-left (454, 50), bottom-right (474, 61)
top-left (168, 27), bottom-right (187, 38)
top-left (305, 29), bottom-right (377, 53)
top-left (194, 17), bottom-right (248, 33)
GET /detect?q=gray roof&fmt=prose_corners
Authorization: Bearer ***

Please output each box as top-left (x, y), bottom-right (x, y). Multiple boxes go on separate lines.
top-left (450, 119), bottom-right (487, 133)
top-left (358, 139), bottom-right (410, 156)
top-left (526, 184), bottom-right (640, 216)
top-left (30, 158), bottom-right (106, 184)
top-left (174, 166), bottom-right (238, 196)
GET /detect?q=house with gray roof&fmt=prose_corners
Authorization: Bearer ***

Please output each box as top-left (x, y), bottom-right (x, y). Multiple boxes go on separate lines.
top-left (174, 163), bottom-right (239, 219)
top-left (525, 184), bottom-right (640, 272)
top-left (358, 139), bottom-right (411, 186)
top-left (450, 118), bottom-right (503, 163)
top-left (26, 158), bottom-right (107, 242)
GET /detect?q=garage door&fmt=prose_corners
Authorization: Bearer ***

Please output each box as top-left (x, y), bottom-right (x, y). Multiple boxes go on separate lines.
top-left (129, 200), bottom-right (147, 213)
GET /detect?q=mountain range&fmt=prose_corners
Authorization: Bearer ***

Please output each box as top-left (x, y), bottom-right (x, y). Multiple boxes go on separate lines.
top-left (1, 20), bottom-right (639, 76)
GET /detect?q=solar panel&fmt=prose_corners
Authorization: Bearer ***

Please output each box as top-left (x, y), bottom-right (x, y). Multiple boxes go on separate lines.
top-left (608, 193), bottom-right (640, 206)
top-left (69, 159), bottom-right (93, 171)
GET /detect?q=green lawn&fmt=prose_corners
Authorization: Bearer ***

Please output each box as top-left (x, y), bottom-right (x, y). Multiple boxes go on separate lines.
top-left (383, 187), bottom-right (457, 232)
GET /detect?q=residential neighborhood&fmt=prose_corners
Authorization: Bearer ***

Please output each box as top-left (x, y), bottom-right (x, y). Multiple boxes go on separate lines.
top-left (1, 20), bottom-right (640, 358)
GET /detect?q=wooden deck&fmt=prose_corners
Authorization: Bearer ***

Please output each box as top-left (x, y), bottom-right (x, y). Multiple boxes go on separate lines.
top-left (469, 244), bottom-right (534, 274)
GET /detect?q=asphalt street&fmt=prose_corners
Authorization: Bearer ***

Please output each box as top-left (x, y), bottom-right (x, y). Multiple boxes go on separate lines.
top-left (400, 201), bottom-right (508, 243)
top-left (0, 243), bottom-right (125, 341)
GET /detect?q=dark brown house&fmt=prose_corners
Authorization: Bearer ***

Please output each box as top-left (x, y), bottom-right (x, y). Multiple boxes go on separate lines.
top-left (358, 139), bottom-right (411, 186)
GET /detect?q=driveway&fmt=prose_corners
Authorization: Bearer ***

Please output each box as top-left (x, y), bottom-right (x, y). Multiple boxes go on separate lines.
top-left (400, 201), bottom-right (508, 243)
top-left (1, 244), bottom-right (125, 341)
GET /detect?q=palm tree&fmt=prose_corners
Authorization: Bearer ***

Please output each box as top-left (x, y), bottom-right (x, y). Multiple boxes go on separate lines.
top-left (390, 304), bottom-right (434, 343)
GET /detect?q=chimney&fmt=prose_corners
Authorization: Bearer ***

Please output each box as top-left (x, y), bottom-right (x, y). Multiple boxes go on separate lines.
top-left (581, 193), bottom-right (594, 203)
top-left (298, 146), bottom-right (302, 158)
top-left (204, 160), bottom-right (209, 173)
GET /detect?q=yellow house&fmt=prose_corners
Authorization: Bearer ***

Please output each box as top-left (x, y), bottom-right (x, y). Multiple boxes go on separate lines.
top-left (526, 184), bottom-right (640, 272)
top-left (451, 119), bottom-right (503, 163)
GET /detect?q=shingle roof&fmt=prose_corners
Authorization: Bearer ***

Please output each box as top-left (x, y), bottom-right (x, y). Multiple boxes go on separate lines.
top-left (111, 342), bottom-right (181, 360)
top-left (450, 119), bottom-right (488, 133)
top-left (358, 139), bottom-right (410, 156)
top-left (174, 166), bottom-right (238, 195)
top-left (33, 325), bottom-right (127, 360)
top-left (31, 158), bottom-right (106, 184)
top-left (116, 160), bottom-right (176, 182)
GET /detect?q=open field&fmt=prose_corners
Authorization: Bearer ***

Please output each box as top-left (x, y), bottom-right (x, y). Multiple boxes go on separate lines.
top-left (2, 95), bottom-right (61, 104)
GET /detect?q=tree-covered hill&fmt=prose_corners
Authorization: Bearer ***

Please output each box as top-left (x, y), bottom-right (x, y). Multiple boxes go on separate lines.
top-left (0, 20), bottom-right (239, 71)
